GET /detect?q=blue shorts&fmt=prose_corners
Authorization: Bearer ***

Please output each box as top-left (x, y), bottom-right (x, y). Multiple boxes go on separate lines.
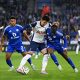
top-left (29, 41), bottom-right (46, 51)
top-left (5, 43), bottom-right (26, 53)
top-left (47, 43), bottom-right (64, 54)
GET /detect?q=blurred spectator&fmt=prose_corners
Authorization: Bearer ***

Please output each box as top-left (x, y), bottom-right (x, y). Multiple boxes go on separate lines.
top-left (0, 0), bottom-right (80, 41)
top-left (41, 5), bottom-right (50, 17)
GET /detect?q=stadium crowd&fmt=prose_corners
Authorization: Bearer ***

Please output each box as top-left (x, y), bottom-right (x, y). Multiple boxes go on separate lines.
top-left (0, 0), bottom-right (80, 41)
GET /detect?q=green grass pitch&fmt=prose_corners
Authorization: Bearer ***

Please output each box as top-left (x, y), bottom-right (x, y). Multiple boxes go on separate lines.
top-left (0, 51), bottom-right (80, 80)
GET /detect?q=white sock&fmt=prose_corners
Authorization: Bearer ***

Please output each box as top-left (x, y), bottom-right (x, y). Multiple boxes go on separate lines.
top-left (18, 54), bottom-right (31, 69)
top-left (41, 54), bottom-right (49, 71)
top-left (76, 44), bottom-right (79, 54)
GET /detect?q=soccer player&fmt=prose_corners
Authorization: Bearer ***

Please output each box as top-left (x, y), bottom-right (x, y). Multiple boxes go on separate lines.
top-left (17, 15), bottom-right (50, 74)
top-left (46, 21), bottom-right (78, 72)
top-left (0, 16), bottom-right (35, 71)
top-left (76, 29), bottom-right (80, 54)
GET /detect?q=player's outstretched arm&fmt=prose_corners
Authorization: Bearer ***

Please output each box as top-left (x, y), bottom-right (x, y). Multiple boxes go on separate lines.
top-left (23, 30), bottom-right (30, 41)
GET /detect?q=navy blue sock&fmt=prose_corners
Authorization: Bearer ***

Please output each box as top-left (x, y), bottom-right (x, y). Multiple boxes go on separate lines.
top-left (67, 58), bottom-right (75, 69)
top-left (6, 59), bottom-right (13, 67)
top-left (27, 58), bottom-right (32, 65)
top-left (50, 53), bottom-right (59, 66)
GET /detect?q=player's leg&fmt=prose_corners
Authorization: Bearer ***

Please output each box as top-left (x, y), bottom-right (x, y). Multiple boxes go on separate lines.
top-left (58, 47), bottom-right (78, 72)
top-left (16, 43), bottom-right (33, 66)
top-left (6, 53), bottom-right (12, 67)
top-left (16, 52), bottom-right (32, 74)
top-left (21, 52), bottom-right (36, 70)
top-left (16, 43), bottom-right (35, 70)
top-left (47, 48), bottom-right (62, 71)
top-left (76, 42), bottom-right (80, 54)
top-left (21, 52), bottom-right (32, 64)
top-left (35, 48), bottom-right (39, 59)
top-left (18, 52), bottom-right (32, 69)
top-left (39, 43), bottom-right (49, 74)
top-left (17, 41), bottom-right (37, 71)
top-left (41, 48), bottom-right (49, 74)
top-left (5, 45), bottom-right (14, 71)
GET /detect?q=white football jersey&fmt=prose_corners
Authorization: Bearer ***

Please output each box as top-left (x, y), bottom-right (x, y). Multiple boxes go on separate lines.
top-left (32, 21), bottom-right (49, 43)
top-left (78, 30), bottom-right (80, 41)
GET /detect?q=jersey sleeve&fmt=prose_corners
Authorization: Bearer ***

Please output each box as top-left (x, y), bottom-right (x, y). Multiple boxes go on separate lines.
top-left (30, 22), bottom-right (37, 27)
top-left (23, 22), bottom-right (37, 30)
top-left (18, 25), bottom-right (24, 33)
top-left (45, 28), bottom-right (50, 40)
top-left (23, 24), bottom-right (31, 30)
top-left (3, 27), bottom-right (8, 35)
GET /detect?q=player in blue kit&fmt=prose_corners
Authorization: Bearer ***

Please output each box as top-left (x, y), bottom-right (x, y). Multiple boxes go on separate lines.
top-left (0, 16), bottom-right (35, 71)
top-left (46, 22), bottom-right (78, 72)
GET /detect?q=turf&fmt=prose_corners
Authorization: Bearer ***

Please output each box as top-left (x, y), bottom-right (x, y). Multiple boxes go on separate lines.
top-left (0, 51), bottom-right (80, 80)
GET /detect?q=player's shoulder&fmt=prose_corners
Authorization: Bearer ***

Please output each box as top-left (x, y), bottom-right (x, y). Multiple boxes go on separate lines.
top-left (16, 24), bottom-right (23, 27)
top-left (30, 21), bottom-right (37, 27)
top-left (46, 27), bottom-right (51, 33)
top-left (36, 21), bottom-right (40, 23)
top-left (56, 29), bottom-right (63, 36)
top-left (16, 24), bottom-right (23, 29)
top-left (36, 21), bottom-right (40, 25)
top-left (4, 25), bottom-right (11, 31)
top-left (46, 27), bottom-right (51, 30)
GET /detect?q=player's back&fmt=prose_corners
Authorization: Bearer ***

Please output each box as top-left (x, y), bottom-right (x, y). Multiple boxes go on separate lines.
top-left (4, 24), bottom-right (23, 45)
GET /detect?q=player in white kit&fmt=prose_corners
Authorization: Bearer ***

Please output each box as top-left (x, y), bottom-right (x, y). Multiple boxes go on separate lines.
top-left (17, 15), bottom-right (50, 74)
top-left (76, 29), bottom-right (80, 54)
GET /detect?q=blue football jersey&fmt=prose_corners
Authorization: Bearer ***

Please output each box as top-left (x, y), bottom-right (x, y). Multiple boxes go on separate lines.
top-left (4, 24), bottom-right (24, 45)
top-left (46, 27), bottom-right (67, 48)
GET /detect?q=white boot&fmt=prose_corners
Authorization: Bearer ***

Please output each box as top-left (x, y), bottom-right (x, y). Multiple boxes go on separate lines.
top-left (8, 66), bottom-right (14, 71)
top-left (74, 68), bottom-right (78, 73)
top-left (57, 64), bottom-right (62, 71)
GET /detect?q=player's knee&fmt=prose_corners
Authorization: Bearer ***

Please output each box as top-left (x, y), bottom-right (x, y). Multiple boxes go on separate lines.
top-left (61, 52), bottom-right (68, 60)
top-left (47, 48), bottom-right (53, 54)
top-left (22, 52), bottom-right (27, 57)
top-left (6, 56), bottom-right (11, 60)
top-left (41, 48), bottom-right (47, 55)
top-left (6, 54), bottom-right (11, 60)
top-left (26, 51), bottom-right (33, 55)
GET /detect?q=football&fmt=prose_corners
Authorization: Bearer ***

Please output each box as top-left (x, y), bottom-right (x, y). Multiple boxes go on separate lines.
top-left (20, 66), bottom-right (30, 75)
top-left (23, 66), bottom-right (30, 74)
top-left (24, 67), bottom-right (30, 74)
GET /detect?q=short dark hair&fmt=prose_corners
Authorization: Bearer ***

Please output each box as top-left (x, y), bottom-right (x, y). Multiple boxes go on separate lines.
top-left (41, 15), bottom-right (50, 22)
top-left (10, 16), bottom-right (16, 19)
